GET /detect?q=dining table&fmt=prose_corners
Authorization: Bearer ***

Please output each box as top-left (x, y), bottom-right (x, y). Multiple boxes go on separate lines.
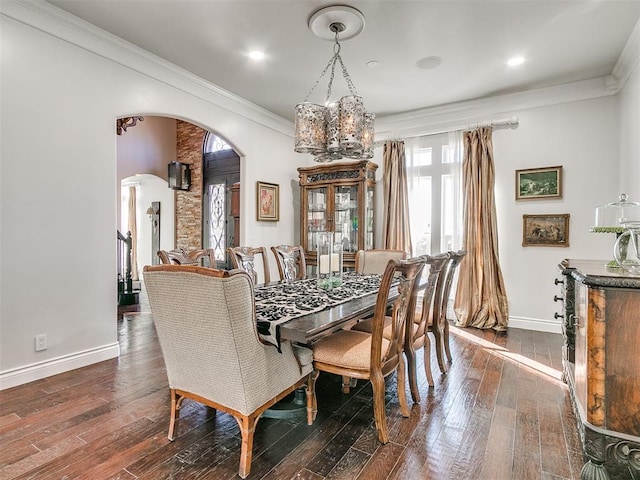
top-left (253, 272), bottom-right (400, 419)
top-left (253, 272), bottom-right (395, 349)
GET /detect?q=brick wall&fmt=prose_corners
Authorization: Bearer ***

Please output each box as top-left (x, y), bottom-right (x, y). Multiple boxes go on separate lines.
top-left (175, 121), bottom-right (205, 249)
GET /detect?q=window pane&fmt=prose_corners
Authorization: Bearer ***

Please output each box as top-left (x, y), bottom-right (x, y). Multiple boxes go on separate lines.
top-left (203, 133), bottom-right (231, 153)
top-left (441, 174), bottom-right (454, 251)
top-left (207, 183), bottom-right (226, 260)
top-left (413, 147), bottom-right (432, 166)
top-left (409, 176), bottom-right (432, 255)
top-left (442, 145), bottom-right (452, 164)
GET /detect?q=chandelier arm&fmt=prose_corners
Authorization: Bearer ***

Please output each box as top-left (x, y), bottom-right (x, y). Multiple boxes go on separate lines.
top-left (336, 55), bottom-right (359, 96)
top-left (303, 54), bottom-right (338, 103)
top-left (325, 55), bottom-right (338, 104)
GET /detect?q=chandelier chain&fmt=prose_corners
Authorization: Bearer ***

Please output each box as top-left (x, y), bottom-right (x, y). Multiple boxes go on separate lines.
top-left (302, 32), bottom-right (359, 104)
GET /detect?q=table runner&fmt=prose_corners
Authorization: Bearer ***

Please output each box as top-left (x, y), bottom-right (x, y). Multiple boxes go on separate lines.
top-left (255, 273), bottom-right (384, 350)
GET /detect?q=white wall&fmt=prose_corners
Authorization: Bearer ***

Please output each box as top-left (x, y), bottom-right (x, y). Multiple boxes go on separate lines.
top-left (618, 61), bottom-right (640, 200)
top-left (0, 2), bottom-right (299, 388)
top-left (377, 87), bottom-right (620, 333)
top-left (495, 98), bottom-right (618, 331)
top-left (121, 175), bottom-right (176, 270)
top-left (116, 116), bottom-right (177, 229)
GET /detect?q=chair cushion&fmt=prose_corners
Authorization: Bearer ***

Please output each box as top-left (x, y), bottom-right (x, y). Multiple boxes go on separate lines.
top-left (312, 329), bottom-right (390, 370)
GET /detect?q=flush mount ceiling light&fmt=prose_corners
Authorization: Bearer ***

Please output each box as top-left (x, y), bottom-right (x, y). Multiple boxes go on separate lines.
top-left (294, 5), bottom-right (374, 163)
top-left (507, 56), bottom-right (525, 66)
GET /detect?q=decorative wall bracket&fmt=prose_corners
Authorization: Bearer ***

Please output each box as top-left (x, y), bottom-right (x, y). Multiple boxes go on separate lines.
top-left (116, 116), bottom-right (144, 135)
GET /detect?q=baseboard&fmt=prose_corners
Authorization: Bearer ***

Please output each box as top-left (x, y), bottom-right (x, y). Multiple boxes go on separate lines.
top-left (508, 316), bottom-right (562, 334)
top-left (0, 343), bottom-right (120, 390)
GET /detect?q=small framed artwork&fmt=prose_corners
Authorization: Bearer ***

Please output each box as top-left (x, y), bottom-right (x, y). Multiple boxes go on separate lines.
top-left (257, 181), bottom-right (279, 221)
top-left (516, 166), bottom-right (563, 200)
top-left (522, 214), bottom-right (570, 247)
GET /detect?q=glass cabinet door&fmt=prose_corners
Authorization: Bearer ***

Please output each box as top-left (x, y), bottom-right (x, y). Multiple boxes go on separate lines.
top-left (365, 185), bottom-right (374, 249)
top-left (333, 184), bottom-right (359, 254)
top-left (307, 187), bottom-right (327, 251)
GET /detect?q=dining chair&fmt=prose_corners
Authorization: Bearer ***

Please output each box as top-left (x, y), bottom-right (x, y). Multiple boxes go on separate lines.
top-left (406, 253), bottom-right (450, 398)
top-left (354, 249), bottom-right (408, 274)
top-left (227, 246), bottom-right (271, 284)
top-left (157, 247), bottom-right (216, 267)
top-left (143, 264), bottom-right (316, 479)
top-left (271, 245), bottom-right (307, 281)
top-left (440, 249), bottom-right (467, 367)
top-left (310, 257), bottom-right (425, 444)
top-left (351, 253), bottom-right (450, 400)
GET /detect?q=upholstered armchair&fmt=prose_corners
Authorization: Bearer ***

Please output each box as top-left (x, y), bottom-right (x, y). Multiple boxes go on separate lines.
top-left (143, 265), bottom-right (316, 478)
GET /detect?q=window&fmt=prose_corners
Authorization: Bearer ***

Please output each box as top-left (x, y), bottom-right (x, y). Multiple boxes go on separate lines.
top-left (203, 132), bottom-right (232, 153)
top-left (406, 132), bottom-right (463, 256)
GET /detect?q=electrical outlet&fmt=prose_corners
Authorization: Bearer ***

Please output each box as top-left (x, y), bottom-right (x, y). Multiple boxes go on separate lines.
top-left (35, 334), bottom-right (47, 352)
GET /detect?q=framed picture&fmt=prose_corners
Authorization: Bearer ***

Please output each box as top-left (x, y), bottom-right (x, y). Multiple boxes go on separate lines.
top-left (516, 166), bottom-right (563, 200)
top-left (256, 181), bottom-right (279, 221)
top-left (522, 214), bottom-right (570, 247)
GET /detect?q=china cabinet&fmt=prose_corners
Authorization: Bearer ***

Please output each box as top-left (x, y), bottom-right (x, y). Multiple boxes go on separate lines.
top-left (298, 160), bottom-right (377, 269)
top-left (555, 259), bottom-right (640, 480)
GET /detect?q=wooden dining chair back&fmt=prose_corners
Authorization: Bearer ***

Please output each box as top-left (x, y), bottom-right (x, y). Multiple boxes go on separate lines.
top-left (227, 246), bottom-right (270, 284)
top-left (354, 249), bottom-right (408, 274)
top-left (271, 245), bottom-right (307, 281)
top-left (157, 248), bottom-right (216, 267)
top-left (440, 249), bottom-right (467, 366)
top-left (406, 252), bottom-right (449, 400)
top-left (143, 264), bottom-right (316, 479)
top-left (310, 257), bottom-right (425, 444)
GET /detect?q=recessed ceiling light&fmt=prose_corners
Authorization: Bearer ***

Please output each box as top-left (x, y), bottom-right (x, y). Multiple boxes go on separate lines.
top-left (507, 56), bottom-right (525, 66)
top-left (248, 51), bottom-right (265, 61)
top-left (367, 60), bottom-right (380, 68)
top-left (416, 56), bottom-right (442, 70)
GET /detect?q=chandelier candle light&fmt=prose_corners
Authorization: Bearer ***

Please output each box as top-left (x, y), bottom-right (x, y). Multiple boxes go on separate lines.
top-left (294, 6), bottom-right (374, 163)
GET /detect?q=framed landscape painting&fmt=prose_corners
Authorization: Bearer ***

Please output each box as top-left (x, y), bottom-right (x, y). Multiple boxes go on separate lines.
top-left (522, 214), bottom-right (570, 247)
top-left (257, 181), bottom-right (279, 221)
top-left (516, 166), bottom-right (563, 200)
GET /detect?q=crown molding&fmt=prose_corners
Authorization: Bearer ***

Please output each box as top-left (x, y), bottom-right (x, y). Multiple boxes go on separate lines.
top-left (1, 0), bottom-right (294, 136)
top-left (612, 18), bottom-right (640, 91)
top-left (376, 76), bottom-right (615, 137)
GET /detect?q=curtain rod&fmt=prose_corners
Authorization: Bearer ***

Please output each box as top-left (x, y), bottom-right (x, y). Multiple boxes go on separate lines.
top-left (375, 116), bottom-right (519, 146)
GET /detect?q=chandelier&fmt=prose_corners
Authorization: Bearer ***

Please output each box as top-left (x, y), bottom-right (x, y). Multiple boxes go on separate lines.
top-left (294, 6), bottom-right (374, 163)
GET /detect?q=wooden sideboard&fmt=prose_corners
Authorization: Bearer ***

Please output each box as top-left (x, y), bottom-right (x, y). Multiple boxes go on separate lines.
top-left (556, 259), bottom-right (640, 480)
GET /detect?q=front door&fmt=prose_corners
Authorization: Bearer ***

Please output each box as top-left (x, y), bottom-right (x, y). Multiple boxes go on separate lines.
top-left (202, 149), bottom-right (240, 269)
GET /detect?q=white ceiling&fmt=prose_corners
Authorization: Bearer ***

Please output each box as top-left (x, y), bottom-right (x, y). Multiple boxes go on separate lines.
top-left (45, 0), bottom-right (640, 122)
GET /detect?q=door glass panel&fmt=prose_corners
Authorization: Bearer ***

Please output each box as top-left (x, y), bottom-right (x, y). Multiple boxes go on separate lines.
top-left (207, 183), bottom-right (226, 261)
top-left (307, 187), bottom-right (327, 251)
top-left (365, 185), bottom-right (374, 249)
top-left (334, 185), bottom-right (358, 253)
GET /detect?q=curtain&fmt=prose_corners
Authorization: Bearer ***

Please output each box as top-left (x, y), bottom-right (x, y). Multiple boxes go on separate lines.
top-left (128, 186), bottom-right (139, 281)
top-left (454, 127), bottom-right (509, 331)
top-left (382, 140), bottom-right (412, 254)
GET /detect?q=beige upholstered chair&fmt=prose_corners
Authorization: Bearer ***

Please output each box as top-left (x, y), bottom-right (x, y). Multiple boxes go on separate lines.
top-left (227, 246), bottom-right (271, 284)
top-left (271, 245), bottom-right (307, 281)
top-left (354, 249), bottom-right (408, 274)
top-left (310, 257), bottom-right (424, 444)
top-left (157, 248), bottom-right (216, 267)
top-left (142, 265), bottom-right (316, 479)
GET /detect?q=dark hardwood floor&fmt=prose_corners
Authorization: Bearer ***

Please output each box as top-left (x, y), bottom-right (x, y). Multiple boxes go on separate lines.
top-left (0, 294), bottom-right (584, 479)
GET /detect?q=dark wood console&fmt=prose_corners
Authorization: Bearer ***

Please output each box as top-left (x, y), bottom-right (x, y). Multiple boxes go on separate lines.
top-left (556, 259), bottom-right (640, 480)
